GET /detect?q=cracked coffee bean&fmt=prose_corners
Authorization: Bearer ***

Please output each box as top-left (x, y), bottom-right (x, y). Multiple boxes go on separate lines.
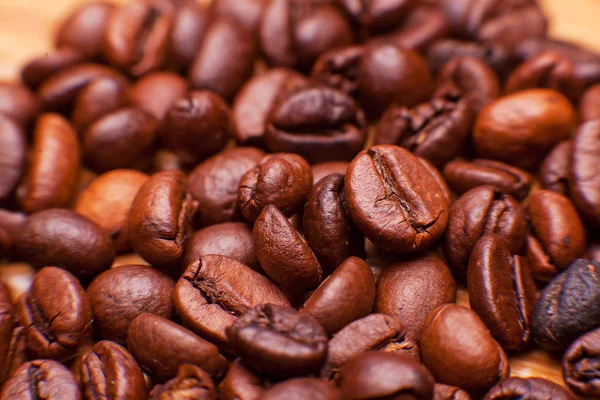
top-left (0, 360), bottom-right (81, 400)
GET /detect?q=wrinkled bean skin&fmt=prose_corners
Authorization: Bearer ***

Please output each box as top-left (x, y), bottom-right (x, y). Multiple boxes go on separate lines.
top-left (0, 82), bottom-right (38, 127)
top-left (483, 377), bottom-right (575, 400)
top-left (17, 114), bottom-right (81, 213)
top-left (226, 304), bottom-right (328, 379)
top-left (539, 140), bottom-right (573, 195)
top-left (0, 360), bottom-right (81, 400)
top-left (532, 259), bottom-right (600, 352)
top-left (262, 378), bottom-right (340, 400)
top-left (526, 190), bottom-right (586, 281)
top-left (311, 162), bottom-right (349, 185)
top-left (87, 265), bottom-right (175, 345)
top-left (468, 235), bottom-right (537, 351)
top-left (127, 72), bottom-right (189, 122)
top-left (128, 313), bottom-right (228, 383)
top-left (168, 4), bottom-right (209, 71)
top-left (563, 327), bottom-right (600, 398)
top-left (311, 46), bottom-right (364, 97)
top-left (80, 340), bottom-right (147, 400)
top-left (20, 49), bottom-right (87, 91)
top-left (345, 145), bottom-right (449, 254)
top-left (71, 76), bottom-right (129, 131)
top-left (434, 384), bottom-right (471, 400)
top-left (56, 1), bottom-right (114, 57)
top-left (376, 252), bottom-right (456, 341)
top-left (570, 120), bottom-right (600, 227)
top-left (221, 359), bottom-right (265, 400)
top-left (338, 351), bottom-right (435, 400)
top-left (421, 304), bottom-right (510, 393)
top-left (444, 186), bottom-right (527, 281)
top-left (149, 364), bottom-right (216, 400)
top-left (580, 84), bottom-right (600, 122)
top-left (16, 209), bottom-right (115, 281)
top-left (0, 115), bottom-right (26, 202)
top-left (174, 255), bottom-right (290, 347)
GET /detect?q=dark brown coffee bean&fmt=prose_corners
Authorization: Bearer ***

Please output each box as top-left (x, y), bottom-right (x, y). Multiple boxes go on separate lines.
top-left (127, 72), bottom-right (189, 122)
top-left (0, 325), bottom-right (26, 387)
top-left (444, 159), bottom-right (532, 201)
top-left (0, 282), bottom-right (20, 384)
top-left (570, 120), bottom-right (600, 227)
top-left (168, 3), bottom-right (209, 71)
top-left (311, 162), bottom-right (349, 185)
top-left (254, 205), bottom-right (323, 294)
top-left (16, 209), bottom-right (115, 280)
top-left (389, 5), bottom-right (449, 52)
top-left (128, 313), bottom-right (228, 383)
top-left (539, 140), bottom-right (573, 195)
top-left (189, 18), bottom-right (255, 101)
top-left (72, 76), bottom-right (129, 131)
top-left (346, 145), bottom-right (449, 254)
top-left (321, 313), bottom-right (420, 380)
top-left (421, 304), bottom-right (510, 393)
top-left (265, 85), bottom-right (367, 164)
top-left (581, 83), bottom-right (600, 122)
top-left (260, 0), bottom-right (353, 70)
top-left (16, 114), bottom-right (81, 213)
top-left (226, 304), bottom-right (328, 379)
top-left (434, 384), bottom-right (471, 400)
top-left (338, 351), bottom-right (435, 400)
top-left (376, 252), bottom-right (456, 341)
top-left (0, 115), bottom-right (26, 203)
top-left (468, 234), bottom-right (537, 350)
top-left (311, 46), bottom-right (363, 97)
top-left (0, 360), bottom-right (81, 400)
top-left (533, 259), bottom-right (600, 352)
top-left (103, 0), bottom-right (173, 76)
top-left (80, 340), bottom-right (147, 400)
top-left (87, 265), bottom-right (175, 344)
top-left (444, 186), bottom-right (527, 280)
top-left (263, 378), bottom-right (340, 400)
top-left (209, 0), bottom-right (267, 39)
top-left (563, 327), bottom-right (600, 398)
top-left (525, 190), bottom-right (586, 281)
top-left (339, 0), bottom-right (416, 34)
top-left (149, 364), bottom-right (215, 400)
top-left (161, 90), bottom-right (230, 165)
top-left (20, 48), bottom-right (87, 91)
top-left (483, 377), bottom-right (575, 400)
top-left (474, 89), bottom-right (576, 170)
top-left (374, 98), bottom-right (473, 168)
top-left (128, 170), bottom-right (197, 273)
top-left (56, 1), bottom-right (114, 57)
top-left (0, 82), bottom-right (38, 127)
top-left (222, 359), bottom-right (265, 400)
top-left (174, 255), bottom-right (290, 347)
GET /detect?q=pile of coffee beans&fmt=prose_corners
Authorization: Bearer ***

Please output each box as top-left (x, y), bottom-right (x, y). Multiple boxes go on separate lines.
top-left (1, 0), bottom-right (600, 398)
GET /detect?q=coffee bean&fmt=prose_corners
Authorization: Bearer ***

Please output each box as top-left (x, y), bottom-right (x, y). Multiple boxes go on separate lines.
top-left (263, 378), bottom-right (340, 400)
top-left (421, 304), bottom-right (509, 393)
top-left (127, 72), bottom-right (189, 122)
top-left (525, 190), bottom-right (586, 281)
top-left (346, 145), bottom-right (449, 254)
top-left (532, 259), bottom-right (600, 352)
top-left (128, 313), bottom-right (228, 383)
top-left (580, 83), bottom-right (600, 122)
top-left (468, 234), bottom-right (537, 350)
top-left (168, 3), bottom-right (209, 71)
top-left (563, 327), bottom-right (600, 398)
top-left (222, 359), bottom-right (265, 400)
top-left (434, 384), bottom-right (471, 400)
top-left (226, 304), bottom-right (328, 379)
top-left (209, 0), bottom-right (267, 39)
top-left (0, 282), bottom-right (24, 384)
top-left (311, 162), bottom-right (349, 185)
top-left (56, 1), bottom-right (114, 57)
top-left (389, 5), bottom-right (449, 52)
top-left (339, 0), bottom-right (415, 34)
top-left (338, 351), bottom-right (435, 400)
top-left (570, 120), bottom-right (600, 227)
top-left (254, 205), bottom-right (323, 294)
top-left (311, 46), bottom-right (364, 97)
top-left (71, 76), bottom-right (129, 131)
top-left (539, 140), bottom-right (573, 195)
top-left (483, 377), bottom-right (575, 400)
top-left (585, 239), bottom-right (600, 262)
top-left (174, 255), bottom-right (290, 347)
top-left (0, 115), bottom-right (26, 203)
top-left (0, 360), bottom-right (81, 400)
top-left (20, 49), bottom-right (87, 91)
top-left (0, 82), bottom-right (38, 127)
top-left (149, 364), bottom-right (215, 400)
top-left (80, 340), bottom-right (147, 400)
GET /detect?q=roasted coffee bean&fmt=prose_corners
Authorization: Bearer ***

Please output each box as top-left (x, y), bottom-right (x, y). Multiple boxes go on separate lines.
top-left (262, 378), bottom-right (340, 400)
top-left (0, 82), bottom-right (38, 127)
top-left (421, 304), bottom-right (510, 393)
top-left (18, 267), bottom-right (92, 361)
top-left (505, 51), bottom-right (584, 103)
top-left (311, 162), bottom-right (349, 185)
top-left (468, 234), bottom-right (537, 350)
top-left (209, 0), bottom-right (267, 39)
top-left (188, 147), bottom-right (265, 226)
top-left (483, 377), bottom-right (575, 400)
top-left (128, 313), bottom-right (228, 382)
top-left (570, 120), bottom-right (600, 227)
top-left (339, 0), bottom-right (416, 34)
top-left (189, 18), bottom-right (255, 101)
top-left (87, 265), bottom-right (175, 344)
top-left (127, 72), bottom-right (188, 122)
top-left (168, 3), bottom-right (209, 71)
top-left (103, 0), bottom-right (173, 76)
top-left (539, 140), bottom-right (573, 195)
top-left (525, 190), bottom-right (586, 281)
top-left (0, 281), bottom-right (21, 384)
top-left (389, 5), bottom-right (449, 52)
top-left (174, 255), bottom-right (290, 347)
top-left (265, 85), bottom-right (367, 164)
top-left (72, 76), bottom-right (129, 131)
top-left (161, 90), bottom-right (230, 164)
top-left (563, 327), bottom-right (600, 398)
top-left (128, 170), bottom-right (197, 273)
top-left (80, 340), bottom-right (147, 400)
top-left (358, 42), bottom-right (432, 116)
top-left (254, 205), bottom-right (323, 294)
top-left (374, 98), bottom-right (473, 168)
top-left (376, 252), bottom-right (456, 341)
top-left (321, 314), bottom-right (420, 380)
top-left (222, 359), bottom-right (265, 400)
top-left (149, 364), bottom-right (215, 400)
top-left (474, 89), bottom-right (576, 170)
top-left (444, 186), bottom-right (528, 280)
top-left (17, 114), bottom-right (80, 213)
top-left (16, 209), bottom-right (115, 280)
top-left (20, 49), bottom-right (87, 91)
top-left (580, 83), bottom-right (600, 122)
top-left (226, 304), bottom-right (328, 379)
top-left (311, 46), bottom-right (363, 97)
top-left (0, 115), bottom-right (26, 203)
top-left (83, 107), bottom-right (159, 172)
top-left (338, 351), bottom-right (434, 400)
top-left (0, 360), bottom-right (81, 400)
top-left (532, 259), bottom-right (600, 352)
top-left (434, 384), bottom-right (471, 400)
top-left (56, 1), bottom-right (114, 57)
top-left (346, 145), bottom-right (449, 254)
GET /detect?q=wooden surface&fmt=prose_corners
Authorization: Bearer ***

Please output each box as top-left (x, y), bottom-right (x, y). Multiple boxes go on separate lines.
top-left (0, 0), bottom-right (595, 392)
